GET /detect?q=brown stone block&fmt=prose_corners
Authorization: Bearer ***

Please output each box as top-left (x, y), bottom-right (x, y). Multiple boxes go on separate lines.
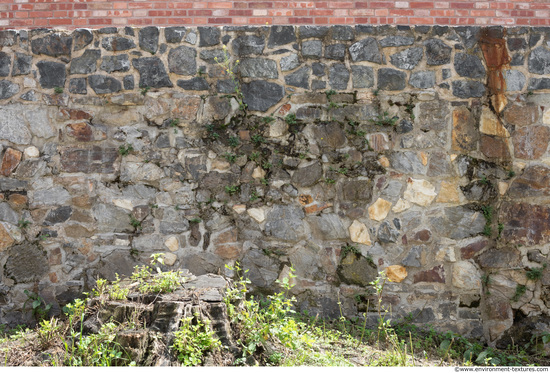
top-left (8, 193), bottom-right (28, 211)
top-left (49, 247), bottom-right (62, 266)
top-left (452, 106), bottom-right (479, 152)
top-left (503, 105), bottom-right (539, 127)
top-left (59, 146), bottom-right (119, 174)
top-left (499, 202), bottom-right (550, 245)
top-left (67, 122), bottom-right (93, 142)
top-left (215, 243), bottom-right (242, 259)
top-left (172, 96), bottom-right (201, 121)
top-left (413, 265), bottom-right (445, 284)
top-left (65, 224), bottom-right (95, 238)
top-left (49, 272), bottom-right (58, 283)
top-left (480, 135), bottom-right (510, 159)
top-left (460, 239), bottom-right (488, 260)
top-left (59, 109), bottom-right (92, 121)
top-left (0, 148), bottom-right (22, 176)
top-left (512, 126), bottom-right (550, 160)
top-left (507, 165), bottom-right (550, 199)
top-left (0, 223), bottom-right (15, 251)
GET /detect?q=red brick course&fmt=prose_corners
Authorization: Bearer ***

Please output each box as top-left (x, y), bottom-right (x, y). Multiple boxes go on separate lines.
top-left (0, 0), bottom-right (549, 29)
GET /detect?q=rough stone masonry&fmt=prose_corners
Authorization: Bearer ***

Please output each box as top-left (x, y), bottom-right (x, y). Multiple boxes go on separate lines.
top-left (1, 25), bottom-right (550, 346)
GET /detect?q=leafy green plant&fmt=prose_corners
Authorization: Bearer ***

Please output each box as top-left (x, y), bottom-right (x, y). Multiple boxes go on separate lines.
top-left (250, 190), bottom-right (259, 202)
top-left (18, 218), bottom-right (30, 229)
top-left (37, 317), bottom-right (61, 348)
top-left (526, 264), bottom-right (546, 281)
top-left (341, 244), bottom-right (359, 258)
top-left (251, 134), bottom-right (266, 145)
top-left (222, 152), bottom-right (237, 163)
top-left (118, 144), bottom-right (134, 156)
top-left (512, 284), bottom-right (526, 302)
top-left (262, 116), bottom-right (275, 124)
top-left (481, 205), bottom-right (493, 237)
top-left (206, 124), bottom-right (220, 140)
top-left (249, 151), bottom-right (260, 162)
top-left (285, 113), bottom-right (297, 125)
top-left (189, 217), bottom-right (202, 224)
top-left (172, 315), bottom-right (221, 366)
top-left (140, 86), bottom-right (150, 96)
top-left (370, 112), bottom-right (399, 127)
top-left (23, 290), bottom-right (52, 322)
top-left (215, 46), bottom-right (246, 111)
top-left (225, 185), bottom-right (240, 195)
top-left (129, 214), bottom-right (141, 230)
top-left (228, 136), bottom-right (240, 148)
top-left (54, 86), bottom-right (64, 94)
top-left (325, 178), bottom-right (336, 184)
top-left (347, 120), bottom-right (366, 137)
top-left (131, 253), bottom-right (186, 294)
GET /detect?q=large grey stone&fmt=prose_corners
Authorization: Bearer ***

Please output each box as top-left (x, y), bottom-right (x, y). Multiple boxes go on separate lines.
top-left (505, 70), bottom-right (526, 91)
top-left (424, 39), bottom-right (452, 65)
top-left (454, 53), bottom-right (486, 79)
top-left (455, 26), bottom-right (480, 49)
top-left (165, 27), bottom-right (186, 43)
top-left (168, 46), bottom-right (196, 75)
top-left (70, 49), bottom-right (100, 74)
top-left (27, 107), bottom-right (54, 139)
top-left (390, 47), bottom-right (423, 70)
top-left (402, 246), bottom-right (422, 267)
top-left (378, 221), bottom-right (400, 243)
top-left (299, 26), bottom-right (329, 39)
top-left (309, 213), bottom-right (347, 240)
top-left (332, 25), bottom-right (354, 40)
top-left (430, 206), bottom-right (486, 239)
top-left (69, 78), bottom-right (87, 94)
top-left (0, 52), bottom-right (10, 77)
top-left (265, 205), bottom-right (307, 242)
top-left (31, 34), bottom-right (72, 57)
top-left (291, 161), bottom-right (322, 187)
top-left (37, 61), bottom-right (66, 89)
top-left (329, 64), bottom-right (349, 90)
top-left (93, 203), bottom-right (134, 233)
top-left (0, 30), bottom-right (16, 47)
top-left (5, 244), bottom-right (48, 283)
top-left (89, 75), bottom-right (122, 94)
top-left (416, 100), bottom-right (449, 131)
top-left (280, 54), bottom-right (300, 71)
top-left (0, 106), bottom-right (31, 144)
top-left (198, 27), bottom-right (220, 47)
top-left (528, 78), bottom-right (550, 90)
top-left (132, 57), bottom-right (173, 88)
top-left (100, 54), bottom-right (130, 73)
top-left (286, 66), bottom-right (310, 89)
top-left (177, 77), bottom-right (209, 91)
top-left (12, 53), bottom-right (32, 76)
top-left (232, 35), bottom-right (265, 56)
top-left (101, 36), bottom-right (136, 51)
top-left (378, 68), bottom-right (406, 90)
top-left (139, 26), bottom-right (159, 54)
top-left (325, 44), bottom-right (346, 61)
top-left (242, 80), bottom-right (284, 112)
top-left (337, 252), bottom-right (378, 287)
top-left (240, 58), bottom-right (278, 79)
top-left (0, 80), bottom-right (19, 100)
top-left (44, 206), bottom-right (72, 225)
top-left (302, 40), bottom-right (322, 59)
top-left (528, 47), bottom-right (550, 75)
top-left (390, 151), bottom-right (426, 174)
top-left (380, 35), bottom-right (414, 47)
top-left (268, 26), bottom-right (296, 47)
top-left (349, 38), bottom-right (383, 63)
top-left (452, 80), bottom-right (486, 98)
top-left (351, 65), bottom-right (374, 88)
top-left (199, 49), bottom-right (225, 64)
top-left (0, 203), bottom-right (18, 224)
top-left (409, 71), bottom-right (436, 89)
top-left (32, 187), bottom-right (71, 207)
top-left (73, 29), bottom-right (93, 51)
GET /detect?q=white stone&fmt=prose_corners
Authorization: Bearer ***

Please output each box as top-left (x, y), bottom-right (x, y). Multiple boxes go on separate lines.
top-left (498, 181), bottom-right (509, 196)
top-left (269, 119), bottom-right (288, 137)
top-left (23, 146), bottom-right (39, 159)
top-left (349, 220), bottom-right (371, 245)
top-left (543, 109), bottom-right (550, 125)
top-left (368, 198), bottom-right (392, 221)
top-left (452, 261), bottom-right (481, 291)
top-left (164, 252), bottom-right (177, 266)
top-left (252, 166), bottom-right (266, 179)
top-left (404, 178), bottom-right (437, 206)
top-left (232, 204), bottom-right (246, 214)
top-left (436, 247), bottom-right (456, 262)
top-left (113, 199), bottom-right (134, 211)
top-left (164, 236), bottom-right (179, 252)
top-left (392, 198), bottom-right (411, 213)
top-left (479, 107), bottom-right (510, 137)
top-left (247, 208), bottom-right (265, 223)
top-left (23, 77), bottom-right (36, 88)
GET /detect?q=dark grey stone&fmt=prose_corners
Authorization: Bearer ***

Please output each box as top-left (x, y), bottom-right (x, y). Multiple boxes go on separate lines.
top-left (380, 36), bottom-right (415, 47)
top-left (528, 78), bottom-right (550, 90)
top-left (124, 26), bottom-right (135, 36)
top-left (242, 80), bottom-right (284, 112)
top-left (70, 49), bottom-right (100, 75)
top-left (329, 63), bottom-right (349, 90)
top-left (309, 213), bottom-right (347, 240)
top-left (378, 221), bottom-right (399, 243)
top-left (198, 27), bottom-right (220, 47)
top-left (430, 206), bottom-right (486, 239)
top-left (528, 47), bottom-right (550, 75)
top-left (123, 75), bottom-right (134, 90)
top-left (101, 36), bottom-right (136, 51)
top-left (100, 54), bottom-right (130, 73)
top-left (285, 66), bottom-right (310, 89)
top-left (291, 161), bottom-right (322, 187)
top-left (302, 40), bottom-right (322, 59)
top-left (312, 62), bottom-right (325, 76)
top-left (31, 34), bottom-right (72, 57)
top-left (72, 29), bottom-right (93, 52)
top-left (454, 53), bottom-right (486, 79)
top-left (12, 53), bottom-right (31, 76)
top-left (505, 70), bottom-right (525, 91)
top-left (0, 52), bottom-right (10, 77)
top-left (20, 90), bottom-right (37, 101)
top-left (268, 26), bottom-right (296, 47)
top-left (325, 43), bottom-right (346, 61)
top-left (507, 37), bottom-right (527, 51)
top-left (98, 27), bottom-right (117, 34)
top-left (222, 35), bottom-right (231, 45)
top-left (415, 25), bottom-right (431, 34)
top-left (299, 26), bottom-right (329, 39)
top-left (349, 37), bottom-right (383, 63)
top-left (5, 244), bottom-right (48, 284)
top-left (390, 151), bottom-right (426, 174)
top-left (132, 57), bottom-right (173, 88)
top-left (280, 54), bottom-right (300, 71)
top-left (156, 133), bottom-right (171, 148)
top-left (409, 71), bottom-right (436, 89)
top-left (232, 35), bottom-right (265, 56)
top-left (176, 77), bottom-right (209, 91)
top-left (455, 26), bottom-right (480, 49)
top-left (424, 38), bottom-right (452, 65)
top-left (44, 206), bottom-right (72, 225)
top-left (69, 78), bottom-right (87, 94)
top-left (390, 47), bottom-right (423, 70)
top-left (0, 30), bottom-right (17, 47)
top-left (240, 58), bottom-right (278, 79)
top-left (442, 68), bottom-right (451, 80)
top-left (529, 33), bottom-right (541, 48)
top-left (396, 119), bottom-right (414, 134)
top-left (199, 49), bottom-right (225, 64)
top-left (377, 68), bottom-right (406, 91)
top-left (165, 27), bottom-right (186, 43)
top-left (168, 45), bottom-right (196, 75)
top-left (311, 80), bottom-right (326, 90)
top-left (217, 79), bottom-right (237, 94)
top-left (139, 26), bottom-right (159, 54)
top-left (89, 75), bottom-right (122, 94)
top-left (37, 61), bottom-right (66, 89)
top-left (351, 65), bottom-right (374, 88)
top-left (402, 246), bottom-right (422, 267)
top-left (265, 205), bottom-right (306, 242)
top-left (452, 80), bottom-right (486, 98)
top-left (332, 25), bottom-right (354, 41)
top-left (337, 252), bottom-right (378, 287)
top-left (510, 54), bottom-right (524, 66)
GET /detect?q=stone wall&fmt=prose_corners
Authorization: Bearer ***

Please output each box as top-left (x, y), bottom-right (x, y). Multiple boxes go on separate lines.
top-left (1, 25), bottom-right (550, 345)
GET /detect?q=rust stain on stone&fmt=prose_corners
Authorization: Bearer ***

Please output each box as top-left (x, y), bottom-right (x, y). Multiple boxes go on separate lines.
top-left (480, 28), bottom-right (511, 114)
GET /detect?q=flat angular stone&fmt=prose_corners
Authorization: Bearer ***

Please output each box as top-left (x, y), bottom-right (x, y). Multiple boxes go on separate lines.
top-left (198, 27), bottom-right (220, 47)
top-left (386, 265), bottom-right (407, 282)
top-left (329, 64), bottom-right (349, 90)
top-left (89, 75), bottom-right (122, 94)
top-left (380, 36), bottom-right (414, 47)
top-left (378, 68), bottom-right (406, 90)
top-left (0, 148), bottom-right (22, 176)
top-left (340, 179), bottom-right (373, 202)
top-left (390, 151), bottom-right (426, 174)
top-left (313, 122), bottom-right (346, 149)
top-left (37, 61), bottom-right (66, 89)
top-left (123, 75), bottom-right (134, 90)
top-left (60, 146), bottom-right (119, 173)
top-left (504, 70), bottom-right (526, 91)
top-left (31, 34), bottom-right (72, 57)
top-left (291, 161), bottom-right (322, 187)
top-left (528, 46), bottom-right (550, 75)
top-left (0, 30), bottom-right (17, 47)
top-left (280, 54), bottom-right (300, 71)
top-left (414, 265), bottom-right (445, 283)
top-left (479, 107), bottom-right (509, 137)
top-left (378, 221), bottom-right (399, 243)
top-left (70, 49), bottom-right (100, 74)
top-left (508, 165), bottom-right (550, 199)
top-left (100, 54), bottom-right (130, 73)
top-left (0, 80), bottom-right (19, 99)
top-left (528, 78), bottom-right (550, 90)
top-left (402, 246), bottom-right (422, 267)
top-left (513, 126), bottom-right (550, 160)
top-left (132, 57), bottom-right (173, 88)
top-left (368, 198), bottom-right (391, 221)
top-left (409, 71), bottom-right (435, 89)
top-left (452, 106), bottom-right (478, 152)
top-left (268, 26), bottom-right (296, 47)
top-left (309, 213), bottom-right (347, 240)
top-left (390, 47), bottom-right (423, 70)
top-left (349, 220), bottom-right (371, 245)
top-left (240, 58), bottom-right (278, 79)
top-left (69, 78), bottom-right (87, 94)
top-left (299, 26), bottom-right (328, 39)
top-left (168, 45), bottom-right (197, 75)
top-left (265, 205), bottom-right (306, 242)
top-left (0, 223), bottom-right (15, 251)
top-left (452, 80), bottom-right (486, 98)
top-left (4, 244), bottom-right (48, 283)
top-left (199, 49), bottom-right (225, 64)
top-left (332, 25), bottom-right (354, 40)
top-left (404, 178), bottom-right (436, 206)
top-left (0, 52), bottom-right (10, 77)
top-left (232, 35), bottom-right (265, 56)
top-left (101, 36), bottom-right (136, 51)
top-left (455, 26), bottom-right (480, 49)
top-left (460, 239), bottom-right (488, 260)
top-left (424, 38), bottom-right (451, 65)
top-left (12, 53), bottom-right (32, 76)
top-left (44, 206), bottom-right (72, 225)
top-left (454, 53), bottom-right (486, 78)
top-left (480, 135), bottom-right (510, 159)
top-left (349, 37), bottom-right (382, 63)
top-left (165, 27), bottom-right (186, 43)
top-left (503, 105), bottom-right (538, 126)
top-left (497, 203), bottom-right (549, 245)
top-left (242, 80), bottom-right (284, 112)
top-left (302, 40), bottom-right (322, 59)
top-left (351, 65), bottom-right (374, 88)
top-left (430, 206), bottom-right (486, 240)
top-left (0, 106), bottom-right (31, 144)
top-left (337, 252), bottom-right (378, 287)
top-left (325, 43), bottom-right (346, 61)
top-left (73, 29), bottom-right (93, 51)
top-left (177, 77), bottom-right (209, 91)
top-left (139, 26), bottom-right (159, 54)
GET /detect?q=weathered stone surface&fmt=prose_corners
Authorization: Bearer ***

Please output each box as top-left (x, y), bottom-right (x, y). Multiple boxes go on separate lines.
top-left (0, 30), bottom-right (16, 47)
top-left (477, 248), bottom-right (520, 268)
top-left (265, 205), bottom-right (307, 242)
top-left (73, 29), bottom-right (93, 51)
top-left (233, 35), bottom-right (265, 56)
top-left (291, 161), bottom-right (322, 187)
top-left (452, 261), bottom-right (481, 290)
top-left (505, 70), bottom-right (526, 91)
top-left (500, 202), bottom-right (550, 245)
top-left (452, 106), bottom-right (479, 152)
top-left (199, 49), bottom-right (225, 64)
top-left (313, 122), bottom-right (346, 149)
top-left (0, 52), bottom-right (10, 77)
top-left (69, 78), bottom-right (87, 94)
top-left (351, 65), bottom-right (374, 88)
top-left (12, 53), bottom-right (32, 76)
top-left (338, 252), bottom-right (378, 287)
top-left (280, 54), bottom-right (300, 71)
top-left (349, 220), bottom-right (371, 245)
top-left (378, 221), bottom-right (399, 243)
top-left (139, 26), bottom-right (159, 54)
top-left (409, 71), bottom-right (436, 89)
top-left (416, 100), bottom-right (449, 132)
top-left (0, 148), bottom-right (22, 176)
top-left (378, 68), bottom-right (406, 90)
top-left (430, 206), bottom-right (486, 240)
top-left (513, 126), bottom-right (550, 160)
top-left (0, 223), bottom-right (15, 251)
top-left (0, 106), bottom-right (31, 144)
top-left (268, 26), bottom-right (296, 47)
top-left (454, 53), bottom-right (486, 79)
top-left (100, 54), bottom-right (130, 73)
top-left (414, 265), bottom-right (445, 283)
top-left (452, 80), bottom-right (486, 98)
top-left (390, 151), bottom-right (426, 174)
top-left (402, 246), bottom-right (422, 267)
top-left (198, 27), bottom-right (220, 47)
top-left (424, 39), bottom-right (452, 65)
top-left (242, 80), bottom-right (284, 112)
top-left (436, 181), bottom-right (460, 203)
top-left (325, 44), bottom-right (346, 61)
top-left (329, 64), bottom-right (349, 90)
top-left (340, 179), bottom-right (373, 202)
top-left (60, 146), bottom-right (119, 173)
top-left (132, 57), bottom-right (173, 88)
top-left (168, 46), bottom-right (196, 75)
top-left (508, 165), bottom-right (550, 200)
top-left (309, 213), bottom-right (347, 240)
top-left (37, 61), bottom-right (66, 89)
top-left (479, 107), bottom-right (509, 137)
top-left (480, 135), bottom-right (510, 159)
top-left (503, 105), bottom-right (538, 127)
top-left (460, 239), bottom-right (488, 260)
top-left (380, 36), bottom-right (414, 47)
top-left (101, 36), bottom-right (136, 51)
top-left (390, 47), bottom-right (423, 70)
top-left (528, 46), bottom-right (550, 75)
top-left (5, 244), bottom-right (49, 283)
top-left (332, 25), bottom-right (354, 40)
top-left (44, 206), bottom-right (72, 225)
top-left (89, 75), bottom-right (122, 94)
top-left (349, 38), bottom-right (382, 63)
top-left (368, 198), bottom-right (392, 221)
top-left (0, 80), bottom-right (19, 100)
top-left (528, 78), bottom-right (550, 90)
top-left (240, 58), bottom-right (278, 79)
top-left (386, 265), bottom-right (407, 282)
top-left (31, 34), bottom-right (72, 57)
top-left (299, 26), bottom-right (329, 39)
top-left (302, 40), bottom-right (322, 59)
top-left (165, 27), bottom-right (186, 43)
top-left (177, 77), bottom-right (209, 91)
top-left (70, 49), bottom-right (100, 74)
